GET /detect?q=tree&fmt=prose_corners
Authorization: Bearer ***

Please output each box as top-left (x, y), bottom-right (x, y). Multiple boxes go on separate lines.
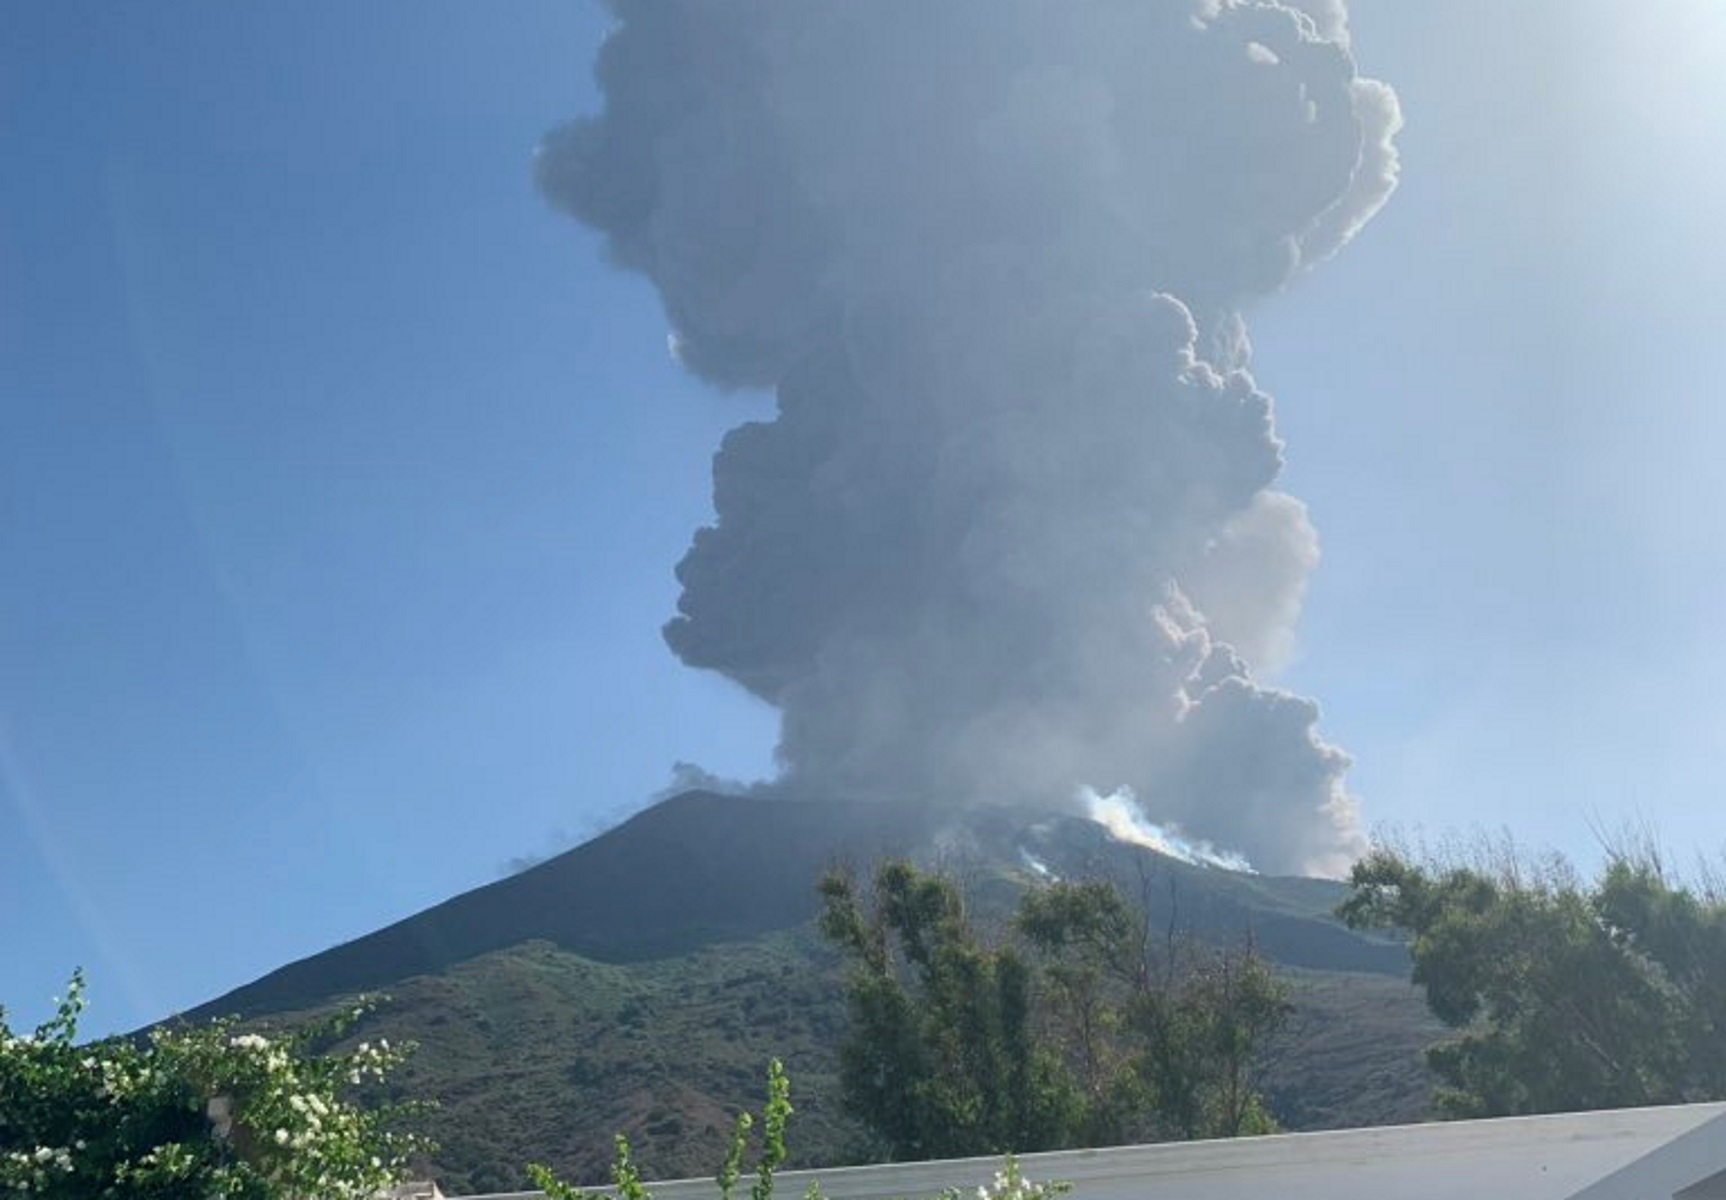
top-left (1337, 845), bottom-right (1726, 1117)
top-left (1124, 944), bottom-right (1288, 1139)
top-left (817, 862), bottom-right (1082, 1159)
top-left (1016, 878), bottom-right (1289, 1141)
top-left (1014, 880), bottom-right (1146, 1143)
top-left (0, 972), bottom-right (426, 1198)
top-left (819, 861), bottom-right (1291, 1158)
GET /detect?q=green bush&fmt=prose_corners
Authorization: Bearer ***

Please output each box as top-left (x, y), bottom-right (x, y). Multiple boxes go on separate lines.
top-left (0, 971), bottom-right (427, 1198)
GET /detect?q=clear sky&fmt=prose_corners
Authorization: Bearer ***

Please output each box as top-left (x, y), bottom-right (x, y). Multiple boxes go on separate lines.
top-left (4, 1), bottom-right (1725, 1037)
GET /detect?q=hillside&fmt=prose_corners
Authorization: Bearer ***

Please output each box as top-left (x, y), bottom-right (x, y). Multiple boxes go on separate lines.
top-left (183, 792), bottom-right (934, 1021)
top-left (178, 791), bottom-right (1442, 1192)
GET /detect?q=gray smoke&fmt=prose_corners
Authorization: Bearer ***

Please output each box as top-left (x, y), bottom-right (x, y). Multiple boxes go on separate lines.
top-left (540, 0), bottom-right (1400, 875)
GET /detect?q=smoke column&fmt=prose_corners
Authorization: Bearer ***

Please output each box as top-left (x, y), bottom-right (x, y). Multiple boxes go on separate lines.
top-left (539, 0), bottom-right (1400, 875)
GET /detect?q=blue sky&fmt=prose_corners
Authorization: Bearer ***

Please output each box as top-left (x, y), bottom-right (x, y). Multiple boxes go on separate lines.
top-left (4, 1), bottom-right (1725, 1037)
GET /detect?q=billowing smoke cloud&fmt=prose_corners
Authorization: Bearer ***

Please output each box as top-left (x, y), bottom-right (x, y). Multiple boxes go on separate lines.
top-left (540, 0), bottom-right (1399, 875)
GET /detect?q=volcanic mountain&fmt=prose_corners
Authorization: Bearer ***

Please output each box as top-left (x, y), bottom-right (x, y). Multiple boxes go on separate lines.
top-left (179, 792), bottom-right (1441, 1193)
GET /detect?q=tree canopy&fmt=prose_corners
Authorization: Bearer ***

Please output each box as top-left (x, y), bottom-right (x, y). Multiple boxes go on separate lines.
top-left (0, 973), bottom-right (424, 1198)
top-left (1338, 845), bottom-right (1726, 1117)
top-left (817, 861), bottom-right (1076, 1159)
top-left (818, 861), bottom-right (1289, 1160)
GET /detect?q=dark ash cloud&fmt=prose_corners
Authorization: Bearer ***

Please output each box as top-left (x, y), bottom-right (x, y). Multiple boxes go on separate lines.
top-left (541, 0), bottom-right (1400, 874)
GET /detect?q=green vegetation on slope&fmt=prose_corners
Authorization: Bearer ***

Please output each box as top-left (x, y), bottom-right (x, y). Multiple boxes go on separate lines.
top-left (251, 927), bottom-right (1437, 1194)
top-left (262, 933), bottom-right (858, 1195)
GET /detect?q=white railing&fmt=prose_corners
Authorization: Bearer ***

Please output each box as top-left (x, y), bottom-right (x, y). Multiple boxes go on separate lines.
top-left (447, 1103), bottom-right (1726, 1200)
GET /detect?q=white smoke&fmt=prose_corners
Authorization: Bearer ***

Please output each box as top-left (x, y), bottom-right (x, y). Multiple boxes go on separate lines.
top-left (540, 0), bottom-right (1396, 874)
top-left (1084, 785), bottom-right (1256, 873)
top-left (1019, 847), bottom-right (1059, 881)
top-left (1183, 490), bottom-right (1320, 673)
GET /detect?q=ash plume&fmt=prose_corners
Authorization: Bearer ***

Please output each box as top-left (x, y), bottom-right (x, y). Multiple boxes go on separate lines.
top-left (540, 0), bottom-right (1400, 875)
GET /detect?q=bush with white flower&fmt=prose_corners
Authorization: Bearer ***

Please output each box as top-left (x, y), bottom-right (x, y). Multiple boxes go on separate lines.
top-left (0, 970), bottom-right (428, 1198)
top-left (948, 1157), bottom-right (1072, 1200)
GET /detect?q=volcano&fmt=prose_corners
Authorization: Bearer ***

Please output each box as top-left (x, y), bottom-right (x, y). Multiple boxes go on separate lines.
top-left (173, 792), bottom-right (1439, 1193)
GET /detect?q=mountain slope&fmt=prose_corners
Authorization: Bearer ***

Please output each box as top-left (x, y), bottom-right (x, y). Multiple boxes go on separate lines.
top-left (174, 792), bottom-right (1438, 1193)
top-left (188, 791), bottom-right (1403, 1024)
top-left (244, 934), bottom-right (1439, 1194)
top-left (184, 791), bottom-right (932, 1021)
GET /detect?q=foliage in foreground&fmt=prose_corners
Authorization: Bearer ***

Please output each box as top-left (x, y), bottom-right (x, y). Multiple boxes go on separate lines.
top-left (819, 861), bottom-right (1291, 1160)
top-left (1339, 843), bottom-right (1726, 1117)
top-left (3, 979), bottom-right (1065, 1200)
top-left (529, 1059), bottom-right (1070, 1200)
top-left (0, 972), bottom-right (425, 1198)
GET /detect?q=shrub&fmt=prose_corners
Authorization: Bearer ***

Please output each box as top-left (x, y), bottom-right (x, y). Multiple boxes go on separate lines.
top-left (0, 971), bottom-right (427, 1198)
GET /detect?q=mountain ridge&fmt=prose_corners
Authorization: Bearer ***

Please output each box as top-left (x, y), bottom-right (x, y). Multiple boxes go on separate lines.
top-left (185, 791), bottom-right (1404, 1023)
top-left (182, 791), bottom-right (936, 1022)
top-left (169, 791), bottom-right (1438, 1193)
